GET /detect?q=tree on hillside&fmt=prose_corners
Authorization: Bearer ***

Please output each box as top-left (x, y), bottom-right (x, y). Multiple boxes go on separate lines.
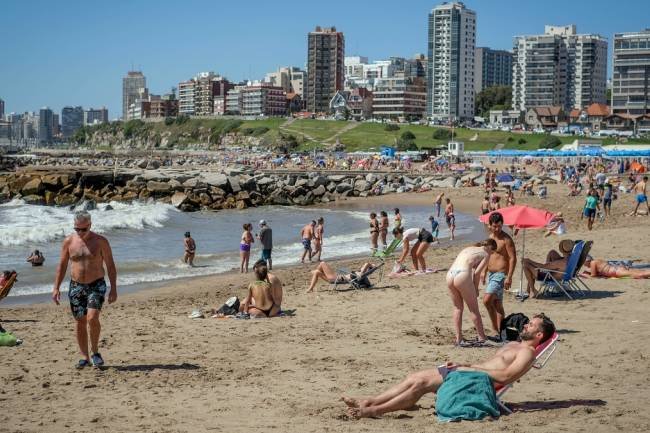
top-left (475, 85), bottom-right (512, 118)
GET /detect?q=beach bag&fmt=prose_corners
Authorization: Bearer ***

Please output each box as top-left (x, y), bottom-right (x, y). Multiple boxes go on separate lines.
top-left (0, 331), bottom-right (18, 347)
top-left (500, 313), bottom-right (529, 342)
top-left (216, 296), bottom-right (240, 316)
top-left (351, 272), bottom-right (372, 289)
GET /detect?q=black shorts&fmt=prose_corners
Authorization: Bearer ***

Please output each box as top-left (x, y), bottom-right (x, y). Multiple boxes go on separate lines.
top-left (68, 278), bottom-right (107, 319)
top-left (446, 215), bottom-right (456, 227)
top-left (418, 229), bottom-right (434, 244)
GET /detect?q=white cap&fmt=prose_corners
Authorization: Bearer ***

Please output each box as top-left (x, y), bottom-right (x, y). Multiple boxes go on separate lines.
top-left (259, 219), bottom-right (267, 226)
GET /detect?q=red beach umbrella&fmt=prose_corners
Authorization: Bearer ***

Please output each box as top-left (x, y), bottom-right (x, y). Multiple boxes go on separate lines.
top-left (479, 205), bottom-right (556, 295)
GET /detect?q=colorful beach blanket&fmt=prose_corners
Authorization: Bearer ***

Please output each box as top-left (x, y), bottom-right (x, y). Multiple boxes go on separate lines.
top-left (436, 371), bottom-right (499, 422)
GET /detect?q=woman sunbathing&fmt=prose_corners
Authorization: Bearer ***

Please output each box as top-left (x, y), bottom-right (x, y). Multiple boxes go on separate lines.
top-left (583, 257), bottom-right (650, 279)
top-left (306, 261), bottom-right (376, 293)
top-left (241, 260), bottom-right (281, 317)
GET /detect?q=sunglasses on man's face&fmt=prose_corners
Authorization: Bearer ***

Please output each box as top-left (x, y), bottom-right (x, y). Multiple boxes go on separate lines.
top-left (74, 227), bottom-right (89, 233)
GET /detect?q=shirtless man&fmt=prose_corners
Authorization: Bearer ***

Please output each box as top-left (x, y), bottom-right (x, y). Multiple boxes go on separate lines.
top-left (342, 314), bottom-right (555, 419)
top-left (434, 192), bottom-right (445, 218)
top-left (52, 211), bottom-right (117, 369)
top-left (312, 217), bottom-right (325, 262)
top-left (521, 239), bottom-right (574, 299)
top-left (183, 231), bottom-right (196, 267)
top-left (631, 176), bottom-right (649, 216)
top-left (583, 257), bottom-right (650, 279)
top-left (482, 212), bottom-right (516, 341)
top-left (300, 221), bottom-right (316, 263)
top-left (241, 260), bottom-right (282, 317)
top-left (480, 195), bottom-right (490, 215)
top-left (444, 198), bottom-right (456, 240)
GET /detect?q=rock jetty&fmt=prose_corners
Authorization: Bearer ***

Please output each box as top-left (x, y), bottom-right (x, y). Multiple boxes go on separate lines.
top-left (0, 166), bottom-right (554, 212)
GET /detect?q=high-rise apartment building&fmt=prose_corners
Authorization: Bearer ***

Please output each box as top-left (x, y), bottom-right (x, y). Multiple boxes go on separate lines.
top-left (61, 106), bottom-right (84, 138)
top-left (345, 55), bottom-right (426, 91)
top-left (122, 71), bottom-right (147, 120)
top-left (178, 79), bottom-right (196, 115)
top-left (84, 107), bottom-right (109, 125)
top-left (474, 48), bottom-right (513, 93)
top-left (0, 98), bottom-right (4, 120)
top-left (38, 107), bottom-right (54, 143)
top-left (512, 25), bottom-right (607, 112)
top-left (612, 30), bottom-right (650, 116)
top-left (427, 2), bottom-right (476, 121)
top-left (265, 66), bottom-right (306, 98)
top-left (307, 26), bottom-right (345, 113)
top-left (241, 82), bottom-right (287, 117)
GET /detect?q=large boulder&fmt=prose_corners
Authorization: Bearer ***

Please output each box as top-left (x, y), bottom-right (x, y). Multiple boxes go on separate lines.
top-left (22, 194), bottom-right (44, 205)
top-left (228, 176), bottom-right (241, 193)
top-left (328, 175), bottom-right (347, 182)
top-left (21, 178), bottom-right (44, 196)
top-left (145, 160), bottom-right (161, 170)
top-left (41, 174), bottom-right (63, 190)
top-left (9, 176), bottom-right (33, 194)
top-left (78, 172), bottom-right (114, 189)
top-left (146, 181), bottom-right (171, 195)
top-left (336, 183), bottom-right (353, 194)
top-left (202, 173), bottom-right (230, 190)
top-left (171, 192), bottom-right (188, 208)
top-left (354, 180), bottom-right (370, 192)
top-left (312, 185), bottom-right (326, 196)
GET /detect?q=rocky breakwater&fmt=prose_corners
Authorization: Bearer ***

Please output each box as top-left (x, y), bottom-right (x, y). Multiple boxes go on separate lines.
top-left (0, 167), bottom-right (558, 212)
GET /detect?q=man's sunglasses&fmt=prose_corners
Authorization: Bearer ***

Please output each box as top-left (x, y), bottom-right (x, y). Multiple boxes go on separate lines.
top-left (74, 227), bottom-right (89, 233)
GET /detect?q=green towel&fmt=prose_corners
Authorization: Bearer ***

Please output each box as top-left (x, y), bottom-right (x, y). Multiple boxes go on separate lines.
top-left (0, 331), bottom-right (18, 347)
top-left (436, 370), bottom-right (500, 422)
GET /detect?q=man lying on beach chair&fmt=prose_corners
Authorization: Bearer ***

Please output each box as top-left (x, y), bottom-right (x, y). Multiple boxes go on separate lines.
top-left (583, 257), bottom-right (650, 279)
top-left (306, 261), bottom-right (381, 293)
top-left (341, 313), bottom-right (555, 420)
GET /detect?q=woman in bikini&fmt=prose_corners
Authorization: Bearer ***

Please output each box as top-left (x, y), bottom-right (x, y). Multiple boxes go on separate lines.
top-left (306, 261), bottom-right (376, 293)
top-left (446, 239), bottom-right (497, 347)
top-left (393, 208), bottom-right (402, 230)
top-left (369, 212), bottom-right (380, 251)
top-left (584, 257), bottom-right (650, 279)
top-left (242, 261), bottom-right (281, 317)
top-left (392, 227), bottom-right (435, 273)
top-left (240, 223), bottom-right (254, 273)
top-left (379, 211), bottom-right (389, 249)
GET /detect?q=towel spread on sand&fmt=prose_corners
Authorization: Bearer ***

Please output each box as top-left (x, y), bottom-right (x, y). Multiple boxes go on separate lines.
top-left (436, 371), bottom-right (500, 422)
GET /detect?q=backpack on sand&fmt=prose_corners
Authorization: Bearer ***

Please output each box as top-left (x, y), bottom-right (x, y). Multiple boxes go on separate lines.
top-left (500, 313), bottom-right (529, 342)
top-left (216, 296), bottom-right (240, 316)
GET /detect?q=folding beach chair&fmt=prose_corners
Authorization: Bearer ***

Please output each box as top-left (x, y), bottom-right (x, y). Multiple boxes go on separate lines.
top-left (495, 332), bottom-right (560, 414)
top-left (371, 238), bottom-right (402, 280)
top-left (572, 240), bottom-right (593, 295)
top-left (536, 241), bottom-right (585, 300)
top-left (334, 262), bottom-right (384, 291)
top-left (0, 272), bottom-right (17, 302)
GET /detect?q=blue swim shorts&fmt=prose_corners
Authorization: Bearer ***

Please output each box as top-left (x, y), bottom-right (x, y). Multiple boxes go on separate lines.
top-left (261, 249), bottom-right (272, 260)
top-left (637, 194), bottom-right (647, 204)
top-left (485, 271), bottom-right (505, 300)
top-left (301, 239), bottom-right (312, 251)
top-left (68, 278), bottom-right (107, 319)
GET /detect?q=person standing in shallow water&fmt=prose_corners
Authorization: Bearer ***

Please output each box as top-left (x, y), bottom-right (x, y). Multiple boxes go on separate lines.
top-left (183, 232), bottom-right (196, 267)
top-left (52, 211), bottom-right (117, 369)
top-left (312, 217), bottom-right (325, 262)
top-left (240, 223), bottom-right (254, 273)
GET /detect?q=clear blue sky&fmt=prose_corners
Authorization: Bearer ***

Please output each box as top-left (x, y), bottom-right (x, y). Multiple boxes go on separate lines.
top-left (1, 0), bottom-right (648, 119)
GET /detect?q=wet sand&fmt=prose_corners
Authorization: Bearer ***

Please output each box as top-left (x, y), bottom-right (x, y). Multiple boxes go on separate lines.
top-left (1, 184), bottom-right (650, 432)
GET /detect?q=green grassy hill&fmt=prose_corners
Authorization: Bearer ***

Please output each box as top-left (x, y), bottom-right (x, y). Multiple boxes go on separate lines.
top-left (75, 117), bottom-right (645, 152)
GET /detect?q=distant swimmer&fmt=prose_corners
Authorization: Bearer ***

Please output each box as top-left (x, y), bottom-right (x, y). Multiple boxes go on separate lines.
top-left (26, 250), bottom-right (45, 266)
top-left (183, 232), bottom-right (196, 267)
top-left (300, 220), bottom-right (316, 263)
top-left (52, 211), bottom-right (117, 369)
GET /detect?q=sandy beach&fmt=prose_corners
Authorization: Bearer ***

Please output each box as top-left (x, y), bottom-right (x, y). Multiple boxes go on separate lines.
top-left (2, 184), bottom-right (650, 433)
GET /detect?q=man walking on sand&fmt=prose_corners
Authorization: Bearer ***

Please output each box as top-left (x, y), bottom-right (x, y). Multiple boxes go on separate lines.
top-left (444, 198), bottom-right (456, 240)
top-left (631, 176), bottom-right (649, 216)
top-left (52, 211), bottom-right (117, 369)
top-left (300, 220), bottom-right (316, 263)
top-left (482, 212), bottom-right (516, 342)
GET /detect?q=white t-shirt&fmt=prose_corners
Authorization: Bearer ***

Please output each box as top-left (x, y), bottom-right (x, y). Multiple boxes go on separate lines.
top-left (403, 228), bottom-right (420, 242)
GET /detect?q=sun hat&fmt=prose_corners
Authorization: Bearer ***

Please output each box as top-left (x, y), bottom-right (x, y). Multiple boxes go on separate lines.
top-left (559, 239), bottom-right (574, 254)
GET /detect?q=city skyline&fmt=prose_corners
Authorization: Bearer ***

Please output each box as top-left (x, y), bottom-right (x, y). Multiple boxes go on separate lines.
top-left (1, 0), bottom-right (649, 118)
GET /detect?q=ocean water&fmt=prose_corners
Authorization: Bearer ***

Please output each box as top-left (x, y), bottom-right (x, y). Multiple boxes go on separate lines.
top-left (0, 198), bottom-right (483, 304)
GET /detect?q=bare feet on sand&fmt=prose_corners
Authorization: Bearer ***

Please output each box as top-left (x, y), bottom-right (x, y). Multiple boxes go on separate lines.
top-left (341, 396), bottom-right (373, 419)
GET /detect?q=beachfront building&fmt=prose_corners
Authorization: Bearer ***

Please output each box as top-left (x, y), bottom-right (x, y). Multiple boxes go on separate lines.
top-left (512, 25), bottom-right (608, 112)
top-left (178, 72), bottom-right (234, 116)
top-left (241, 82), bottom-right (287, 117)
top-left (149, 94), bottom-right (178, 118)
top-left (84, 107), bottom-right (109, 125)
top-left (307, 26), bottom-right (345, 114)
top-left (347, 88), bottom-right (373, 120)
top-left (61, 106), bottom-right (84, 138)
top-left (474, 47), bottom-right (513, 93)
top-left (524, 106), bottom-right (566, 130)
top-left (345, 55), bottom-right (426, 92)
top-left (372, 74), bottom-right (427, 120)
top-left (0, 98), bottom-right (4, 120)
top-left (568, 103), bottom-right (610, 131)
top-left (488, 109), bottom-right (522, 127)
top-left (427, 2), bottom-right (476, 121)
top-left (122, 71), bottom-right (146, 120)
top-left (264, 66), bottom-right (306, 98)
top-left (612, 30), bottom-right (650, 116)
top-left (225, 87), bottom-right (243, 115)
top-left (52, 114), bottom-right (60, 137)
top-left (38, 107), bottom-right (53, 143)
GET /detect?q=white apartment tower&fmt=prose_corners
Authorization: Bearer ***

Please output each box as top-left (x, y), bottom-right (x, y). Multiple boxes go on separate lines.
top-left (612, 30), bottom-right (650, 115)
top-left (427, 2), bottom-right (476, 121)
top-left (512, 25), bottom-right (607, 111)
